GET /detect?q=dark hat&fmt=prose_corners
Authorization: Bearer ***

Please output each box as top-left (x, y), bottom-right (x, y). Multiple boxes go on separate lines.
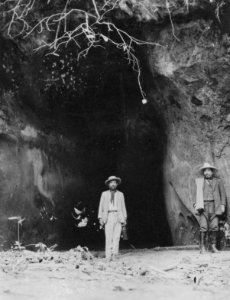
top-left (105, 176), bottom-right (121, 186)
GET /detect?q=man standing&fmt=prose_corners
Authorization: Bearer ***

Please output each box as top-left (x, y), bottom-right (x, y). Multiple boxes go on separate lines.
top-left (195, 162), bottom-right (227, 253)
top-left (98, 176), bottom-right (127, 261)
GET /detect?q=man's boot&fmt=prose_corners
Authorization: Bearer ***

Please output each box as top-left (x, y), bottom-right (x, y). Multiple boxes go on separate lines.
top-left (200, 231), bottom-right (206, 254)
top-left (210, 231), bottom-right (220, 253)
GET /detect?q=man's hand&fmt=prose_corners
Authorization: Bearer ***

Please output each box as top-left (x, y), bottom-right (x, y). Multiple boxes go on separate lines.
top-left (196, 208), bottom-right (204, 214)
top-left (193, 203), bottom-right (203, 214)
top-left (99, 218), bottom-right (104, 227)
top-left (221, 204), bottom-right (225, 214)
top-left (121, 221), bottom-right (127, 227)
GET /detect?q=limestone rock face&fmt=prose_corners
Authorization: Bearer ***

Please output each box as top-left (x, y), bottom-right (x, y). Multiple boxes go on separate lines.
top-left (145, 17), bottom-right (230, 244)
top-left (0, 91), bottom-right (82, 248)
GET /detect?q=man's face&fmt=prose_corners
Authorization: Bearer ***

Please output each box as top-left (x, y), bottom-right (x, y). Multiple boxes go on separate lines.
top-left (108, 180), bottom-right (118, 190)
top-left (203, 168), bottom-right (213, 179)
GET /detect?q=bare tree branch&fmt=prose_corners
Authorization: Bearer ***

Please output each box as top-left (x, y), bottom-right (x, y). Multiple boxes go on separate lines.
top-left (0, 0), bottom-right (163, 99)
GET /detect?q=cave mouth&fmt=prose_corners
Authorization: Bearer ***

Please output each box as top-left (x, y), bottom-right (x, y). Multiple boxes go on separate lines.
top-left (53, 55), bottom-right (173, 250)
top-left (0, 29), bottom-right (173, 250)
top-left (0, 36), bottom-right (173, 250)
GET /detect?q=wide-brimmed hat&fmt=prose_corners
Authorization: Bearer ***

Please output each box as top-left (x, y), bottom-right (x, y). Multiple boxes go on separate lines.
top-left (200, 162), bottom-right (217, 172)
top-left (105, 176), bottom-right (121, 186)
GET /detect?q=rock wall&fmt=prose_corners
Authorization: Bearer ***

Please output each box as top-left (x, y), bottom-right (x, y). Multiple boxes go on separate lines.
top-left (144, 17), bottom-right (230, 244)
top-left (0, 90), bottom-right (83, 248)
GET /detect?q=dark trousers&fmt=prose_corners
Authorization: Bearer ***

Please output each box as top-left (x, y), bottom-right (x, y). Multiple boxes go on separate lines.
top-left (199, 201), bottom-right (219, 232)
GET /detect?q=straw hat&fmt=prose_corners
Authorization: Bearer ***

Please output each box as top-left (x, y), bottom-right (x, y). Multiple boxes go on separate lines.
top-left (105, 176), bottom-right (121, 186)
top-left (200, 162), bottom-right (217, 172)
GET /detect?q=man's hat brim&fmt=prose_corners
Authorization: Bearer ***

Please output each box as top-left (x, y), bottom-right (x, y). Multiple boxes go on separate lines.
top-left (105, 176), bottom-right (121, 186)
top-left (200, 162), bottom-right (217, 172)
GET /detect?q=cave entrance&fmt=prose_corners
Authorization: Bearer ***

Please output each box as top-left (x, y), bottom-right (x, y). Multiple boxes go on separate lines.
top-left (65, 60), bottom-right (173, 249)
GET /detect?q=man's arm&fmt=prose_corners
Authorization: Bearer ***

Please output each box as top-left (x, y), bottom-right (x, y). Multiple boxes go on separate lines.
top-left (219, 179), bottom-right (227, 213)
top-left (98, 192), bottom-right (104, 220)
top-left (121, 193), bottom-right (127, 223)
top-left (194, 177), bottom-right (204, 214)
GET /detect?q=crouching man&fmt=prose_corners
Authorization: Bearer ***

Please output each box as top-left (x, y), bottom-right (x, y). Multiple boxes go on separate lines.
top-left (195, 163), bottom-right (227, 253)
top-left (98, 176), bottom-right (127, 261)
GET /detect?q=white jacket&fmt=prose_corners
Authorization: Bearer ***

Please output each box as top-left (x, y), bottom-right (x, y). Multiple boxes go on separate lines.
top-left (98, 190), bottom-right (127, 224)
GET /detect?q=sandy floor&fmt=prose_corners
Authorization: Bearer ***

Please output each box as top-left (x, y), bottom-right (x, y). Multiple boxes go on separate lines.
top-left (1, 248), bottom-right (230, 300)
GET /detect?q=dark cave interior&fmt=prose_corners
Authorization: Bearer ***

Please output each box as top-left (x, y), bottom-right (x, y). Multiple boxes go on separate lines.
top-left (0, 31), bottom-right (173, 249)
top-left (48, 51), bottom-right (172, 249)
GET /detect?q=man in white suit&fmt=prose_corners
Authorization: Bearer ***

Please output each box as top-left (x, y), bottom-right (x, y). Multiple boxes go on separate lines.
top-left (98, 176), bottom-right (127, 261)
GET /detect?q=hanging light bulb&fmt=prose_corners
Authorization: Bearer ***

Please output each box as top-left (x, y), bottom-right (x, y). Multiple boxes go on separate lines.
top-left (142, 99), bottom-right (148, 105)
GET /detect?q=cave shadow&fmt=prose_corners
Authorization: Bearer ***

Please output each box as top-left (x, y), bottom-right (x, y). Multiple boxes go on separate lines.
top-left (0, 36), bottom-right (174, 250)
top-left (55, 58), bottom-right (173, 250)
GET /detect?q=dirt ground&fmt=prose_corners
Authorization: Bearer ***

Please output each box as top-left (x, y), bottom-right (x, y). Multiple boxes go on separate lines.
top-left (1, 247), bottom-right (230, 300)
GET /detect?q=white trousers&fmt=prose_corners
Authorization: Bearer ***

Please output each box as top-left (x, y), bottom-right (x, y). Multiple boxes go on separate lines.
top-left (105, 212), bottom-right (122, 259)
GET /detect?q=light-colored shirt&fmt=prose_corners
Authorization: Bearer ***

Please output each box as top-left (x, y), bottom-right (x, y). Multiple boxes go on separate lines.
top-left (109, 191), bottom-right (117, 210)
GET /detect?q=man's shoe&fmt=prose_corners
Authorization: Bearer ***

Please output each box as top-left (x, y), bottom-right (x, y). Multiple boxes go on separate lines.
top-left (200, 246), bottom-right (206, 254)
top-left (211, 244), bottom-right (220, 253)
top-left (210, 231), bottom-right (220, 253)
top-left (106, 256), bottom-right (113, 262)
top-left (112, 254), bottom-right (119, 260)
